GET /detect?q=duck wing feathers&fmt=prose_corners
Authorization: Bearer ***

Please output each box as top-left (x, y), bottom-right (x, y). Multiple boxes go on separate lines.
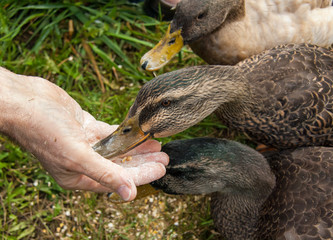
top-left (259, 147), bottom-right (333, 239)
top-left (221, 44), bottom-right (333, 148)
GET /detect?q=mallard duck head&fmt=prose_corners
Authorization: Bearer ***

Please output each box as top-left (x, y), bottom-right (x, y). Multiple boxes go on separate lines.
top-left (140, 0), bottom-right (245, 71)
top-left (94, 65), bottom-right (245, 158)
top-left (108, 137), bottom-right (275, 202)
top-left (171, 0), bottom-right (245, 43)
top-left (151, 138), bottom-right (275, 197)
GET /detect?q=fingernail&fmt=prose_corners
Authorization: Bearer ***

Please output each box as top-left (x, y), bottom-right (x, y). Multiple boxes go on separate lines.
top-left (117, 185), bottom-right (131, 201)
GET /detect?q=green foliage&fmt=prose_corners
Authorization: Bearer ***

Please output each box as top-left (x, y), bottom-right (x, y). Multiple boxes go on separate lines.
top-left (0, 138), bottom-right (65, 239)
top-left (0, 0), bottom-right (223, 239)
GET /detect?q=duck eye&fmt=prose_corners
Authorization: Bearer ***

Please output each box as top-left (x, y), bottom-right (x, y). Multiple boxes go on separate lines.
top-left (161, 99), bottom-right (171, 107)
top-left (197, 11), bottom-right (206, 20)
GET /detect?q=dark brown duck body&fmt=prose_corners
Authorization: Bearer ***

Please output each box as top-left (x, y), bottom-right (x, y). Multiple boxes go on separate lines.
top-left (259, 147), bottom-right (333, 239)
top-left (94, 44), bottom-right (333, 158)
top-left (211, 146), bottom-right (333, 239)
top-left (155, 138), bottom-right (333, 239)
top-left (216, 44), bottom-right (333, 148)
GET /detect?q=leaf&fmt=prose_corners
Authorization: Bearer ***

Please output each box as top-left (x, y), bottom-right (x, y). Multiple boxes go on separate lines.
top-left (106, 30), bottom-right (154, 47)
top-left (0, 12), bottom-right (45, 41)
top-left (17, 226), bottom-right (35, 239)
top-left (9, 186), bottom-right (27, 199)
top-left (0, 152), bottom-right (9, 161)
top-left (8, 222), bottom-right (27, 233)
top-left (99, 35), bottom-right (137, 71)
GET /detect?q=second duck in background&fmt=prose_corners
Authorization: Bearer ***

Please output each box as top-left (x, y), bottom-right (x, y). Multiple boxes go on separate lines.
top-left (140, 0), bottom-right (333, 71)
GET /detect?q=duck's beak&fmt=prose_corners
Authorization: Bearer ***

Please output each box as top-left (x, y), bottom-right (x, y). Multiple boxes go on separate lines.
top-left (93, 116), bottom-right (152, 159)
top-left (108, 184), bottom-right (161, 203)
top-left (140, 24), bottom-right (183, 71)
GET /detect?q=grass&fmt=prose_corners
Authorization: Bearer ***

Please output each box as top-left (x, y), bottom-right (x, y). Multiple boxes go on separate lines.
top-left (0, 0), bottom-right (234, 239)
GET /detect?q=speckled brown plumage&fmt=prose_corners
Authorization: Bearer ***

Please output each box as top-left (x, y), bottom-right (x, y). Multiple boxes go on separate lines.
top-left (216, 43), bottom-right (333, 149)
top-left (153, 138), bottom-right (333, 240)
top-left (259, 147), bottom-right (333, 240)
top-left (94, 44), bottom-right (333, 158)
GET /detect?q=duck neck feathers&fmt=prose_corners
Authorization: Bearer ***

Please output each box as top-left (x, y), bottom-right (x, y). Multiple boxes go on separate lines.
top-left (211, 176), bottom-right (275, 240)
top-left (191, 65), bottom-right (257, 121)
top-left (202, 66), bottom-right (257, 121)
top-left (211, 193), bottom-right (263, 240)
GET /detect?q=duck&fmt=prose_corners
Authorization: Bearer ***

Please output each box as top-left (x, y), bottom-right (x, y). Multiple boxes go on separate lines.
top-left (93, 43), bottom-right (333, 159)
top-left (148, 137), bottom-right (333, 240)
top-left (140, 0), bottom-right (333, 71)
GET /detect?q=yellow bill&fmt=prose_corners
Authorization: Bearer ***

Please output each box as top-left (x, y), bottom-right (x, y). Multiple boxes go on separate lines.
top-left (93, 116), bottom-right (151, 159)
top-left (140, 24), bottom-right (183, 71)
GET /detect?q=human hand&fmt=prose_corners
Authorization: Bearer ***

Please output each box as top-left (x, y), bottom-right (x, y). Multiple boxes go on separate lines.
top-left (0, 67), bottom-right (169, 201)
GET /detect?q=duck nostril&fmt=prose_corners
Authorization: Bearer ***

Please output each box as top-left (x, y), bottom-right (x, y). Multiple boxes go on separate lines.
top-left (168, 37), bottom-right (176, 45)
top-left (123, 127), bottom-right (132, 134)
top-left (141, 61), bottom-right (148, 70)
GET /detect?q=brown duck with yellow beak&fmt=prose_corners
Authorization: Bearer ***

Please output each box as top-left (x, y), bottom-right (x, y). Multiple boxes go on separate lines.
top-left (95, 44), bottom-right (333, 159)
top-left (140, 0), bottom-right (333, 71)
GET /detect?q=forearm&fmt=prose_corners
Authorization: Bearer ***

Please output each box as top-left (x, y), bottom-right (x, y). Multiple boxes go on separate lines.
top-left (0, 67), bottom-right (46, 150)
top-left (0, 67), bottom-right (24, 136)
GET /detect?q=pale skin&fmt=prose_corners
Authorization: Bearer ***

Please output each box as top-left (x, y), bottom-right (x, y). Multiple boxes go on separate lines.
top-left (0, 67), bottom-right (169, 201)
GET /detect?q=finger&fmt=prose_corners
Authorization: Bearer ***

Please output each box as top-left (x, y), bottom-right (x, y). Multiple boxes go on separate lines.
top-left (79, 150), bottom-right (138, 201)
top-left (60, 174), bottom-right (114, 193)
top-left (126, 162), bottom-right (167, 186)
top-left (66, 162), bottom-right (166, 193)
top-left (75, 139), bottom-right (167, 201)
top-left (113, 151), bottom-right (169, 167)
